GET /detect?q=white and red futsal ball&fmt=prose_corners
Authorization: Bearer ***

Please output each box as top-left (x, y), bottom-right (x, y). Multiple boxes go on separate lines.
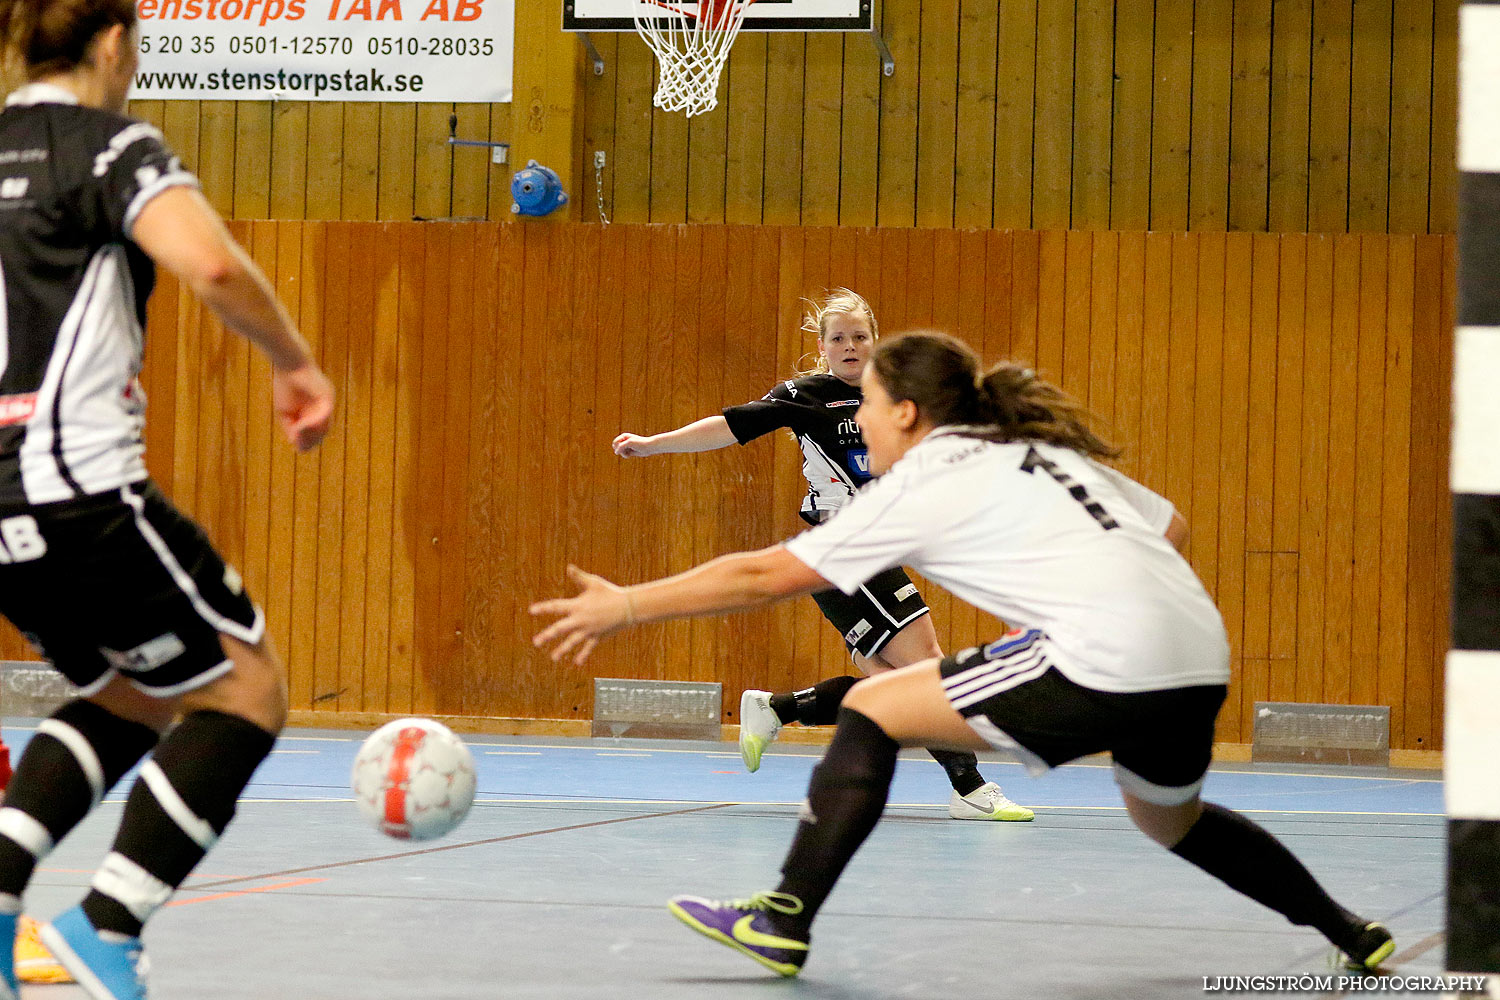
top-left (351, 718), bottom-right (477, 841)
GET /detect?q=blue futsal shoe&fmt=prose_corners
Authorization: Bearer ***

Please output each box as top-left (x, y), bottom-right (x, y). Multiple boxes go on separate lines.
top-left (0, 910), bottom-right (17, 1000)
top-left (667, 890), bottom-right (810, 977)
top-left (39, 906), bottom-right (149, 1000)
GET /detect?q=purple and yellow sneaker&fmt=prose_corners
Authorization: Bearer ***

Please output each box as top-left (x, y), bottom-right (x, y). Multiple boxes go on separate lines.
top-left (667, 890), bottom-right (810, 977)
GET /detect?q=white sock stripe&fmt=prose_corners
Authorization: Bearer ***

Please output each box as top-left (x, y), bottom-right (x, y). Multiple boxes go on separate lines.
top-left (37, 719), bottom-right (105, 804)
top-left (0, 809), bottom-right (52, 858)
top-left (92, 852), bottom-right (173, 923)
top-left (139, 761), bottom-right (218, 850)
top-left (949, 660), bottom-right (1053, 710)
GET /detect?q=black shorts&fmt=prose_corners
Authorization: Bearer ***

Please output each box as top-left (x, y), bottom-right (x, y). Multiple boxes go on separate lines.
top-left (0, 480), bottom-right (263, 697)
top-left (810, 565), bottom-right (930, 660)
top-left (939, 629), bottom-right (1227, 805)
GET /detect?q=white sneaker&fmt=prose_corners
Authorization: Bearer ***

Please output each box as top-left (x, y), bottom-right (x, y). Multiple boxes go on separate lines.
top-left (948, 781), bottom-right (1034, 821)
top-left (739, 689), bottom-right (782, 773)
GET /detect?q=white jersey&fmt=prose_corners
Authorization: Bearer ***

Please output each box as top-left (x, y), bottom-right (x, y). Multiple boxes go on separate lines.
top-left (783, 429), bottom-right (1231, 694)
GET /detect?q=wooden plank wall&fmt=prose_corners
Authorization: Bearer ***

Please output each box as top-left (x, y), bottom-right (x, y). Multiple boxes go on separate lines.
top-left (0, 223), bottom-right (1452, 750)
top-left (585, 0), bottom-right (1457, 232)
top-left (123, 98), bottom-right (514, 222)
top-left (120, 0), bottom-right (1459, 232)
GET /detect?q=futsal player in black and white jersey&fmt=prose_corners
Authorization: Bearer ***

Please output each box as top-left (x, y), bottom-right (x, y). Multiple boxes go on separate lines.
top-left (0, 3), bottom-right (335, 998)
top-left (612, 289), bottom-right (1031, 821)
top-left (535, 331), bottom-right (1395, 979)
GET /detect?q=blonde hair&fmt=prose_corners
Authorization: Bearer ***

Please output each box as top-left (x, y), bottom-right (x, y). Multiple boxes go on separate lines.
top-left (792, 288), bottom-right (879, 377)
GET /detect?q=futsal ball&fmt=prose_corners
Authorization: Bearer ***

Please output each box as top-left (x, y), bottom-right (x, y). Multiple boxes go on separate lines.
top-left (351, 718), bottom-right (477, 841)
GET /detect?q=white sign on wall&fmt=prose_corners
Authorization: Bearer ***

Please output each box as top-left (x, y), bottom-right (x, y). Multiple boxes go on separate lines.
top-left (132, 0), bottom-right (514, 102)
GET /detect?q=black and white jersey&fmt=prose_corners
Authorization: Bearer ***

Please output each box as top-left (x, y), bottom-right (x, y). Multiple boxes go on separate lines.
top-left (0, 83), bottom-right (198, 508)
top-left (722, 373), bottom-right (870, 523)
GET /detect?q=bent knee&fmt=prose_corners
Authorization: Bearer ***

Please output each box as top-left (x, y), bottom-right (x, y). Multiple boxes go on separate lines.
top-left (180, 637), bottom-right (289, 734)
top-left (840, 675), bottom-right (880, 715)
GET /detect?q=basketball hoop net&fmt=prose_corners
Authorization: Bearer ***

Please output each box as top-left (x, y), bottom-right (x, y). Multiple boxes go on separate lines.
top-left (633, 0), bottom-right (754, 117)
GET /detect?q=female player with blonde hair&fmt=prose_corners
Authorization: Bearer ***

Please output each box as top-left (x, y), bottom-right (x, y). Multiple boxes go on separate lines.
top-left (612, 290), bottom-right (1030, 820)
top-left (536, 331), bottom-right (1393, 979)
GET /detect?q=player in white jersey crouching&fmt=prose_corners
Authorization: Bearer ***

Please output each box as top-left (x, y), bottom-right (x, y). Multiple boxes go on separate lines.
top-left (533, 330), bottom-right (1394, 980)
top-left (613, 289), bottom-right (1028, 820)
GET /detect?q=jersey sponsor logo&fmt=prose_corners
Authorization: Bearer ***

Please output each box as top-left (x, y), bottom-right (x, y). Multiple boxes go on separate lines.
top-left (845, 618), bottom-right (872, 646)
top-left (0, 177), bottom-right (29, 199)
top-left (944, 442), bottom-right (987, 464)
top-left (101, 632), bottom-right (187, 673)
top-left (824, 399), bottom-right (858, 407)
top-left (0, 394), bottom-right (37, 426)
top-left (783, 380), bottom-right (798, 397)
top-left (894, 583), bottom-right (918, 601)
top-left (836, 417), bottom-right (859, 436)
top-left (0, 515), bottom-right (46, 563)
top-left (846, 447), bottom-right (871, 481)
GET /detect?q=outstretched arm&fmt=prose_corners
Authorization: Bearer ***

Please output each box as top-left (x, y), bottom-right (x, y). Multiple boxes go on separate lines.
top-left (531, 546), bottom-right (828, 664)
top-left (613, 415), bottom-right (737, 457)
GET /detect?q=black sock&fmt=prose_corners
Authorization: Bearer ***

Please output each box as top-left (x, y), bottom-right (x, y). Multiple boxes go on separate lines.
top-left (770, 675), bottom-right (860, 727)
top-left (1170, 802), bottom-right (1365, 951)
top-left (927, 749), bottom-right (985, 796)
top-left (0, 701), bottom-right (158, 899)
top-left (774, 707), bottom-right (899, 933)
top-left (82, 710), bottom-right (276, 937)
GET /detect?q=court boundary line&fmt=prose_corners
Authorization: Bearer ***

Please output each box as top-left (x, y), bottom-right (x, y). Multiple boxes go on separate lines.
top-left (185, 802), bottom-right (734, 890)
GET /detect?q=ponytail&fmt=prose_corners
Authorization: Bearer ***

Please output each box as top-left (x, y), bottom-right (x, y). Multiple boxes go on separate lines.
top-left (870, 331), bottom-right (1119, 460)
top-left (0, 0), bottom-right (136, 80)
top-left (970, 362), bottom-right (1119, 458)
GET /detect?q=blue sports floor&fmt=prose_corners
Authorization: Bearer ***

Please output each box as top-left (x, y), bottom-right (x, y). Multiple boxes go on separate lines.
top-left (11, 724), bottom-right (1452, 999)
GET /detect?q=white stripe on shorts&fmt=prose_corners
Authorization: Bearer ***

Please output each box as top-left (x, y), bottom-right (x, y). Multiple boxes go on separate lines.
top-left (949, 659), bottom-right (1053, 710)
top-left (120, 485), bottom-right (265, 646)
top-left (942, 646), bottom-right (1048, 702)
top-left (964, 716), bottom-right (1051, 777)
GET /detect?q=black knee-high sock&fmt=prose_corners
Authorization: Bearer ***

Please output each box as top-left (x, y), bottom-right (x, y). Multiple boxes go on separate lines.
top-left (82, 710), bottom-right (276, 937)
top-left (770, 675), bottom-right (860, 727)
top-left (1170, 802), bottom-right (1365, 951)
top-left (0, 701), bottom-right (159, 900)
top-left (774, 707), bottom-right (899, 933)
top-left (927, 749), bottom-right (985, 796)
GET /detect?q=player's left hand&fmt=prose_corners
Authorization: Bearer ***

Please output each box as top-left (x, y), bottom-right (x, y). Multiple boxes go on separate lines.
top-left (530, 565), bottom-right (633, 664)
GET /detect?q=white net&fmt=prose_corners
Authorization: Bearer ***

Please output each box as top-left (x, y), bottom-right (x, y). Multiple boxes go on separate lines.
top-left (633, 0), bottom-right (754, 117)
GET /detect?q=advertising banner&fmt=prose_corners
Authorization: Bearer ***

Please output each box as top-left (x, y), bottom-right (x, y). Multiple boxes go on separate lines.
top-left (132, 0), bottom-right (514, 102)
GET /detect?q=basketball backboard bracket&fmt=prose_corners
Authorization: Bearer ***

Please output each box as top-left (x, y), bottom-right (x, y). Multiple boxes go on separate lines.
top-left (869, 26), bottom-right (892, 76)
top-left (579, 31), bottom-right (605, 75)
